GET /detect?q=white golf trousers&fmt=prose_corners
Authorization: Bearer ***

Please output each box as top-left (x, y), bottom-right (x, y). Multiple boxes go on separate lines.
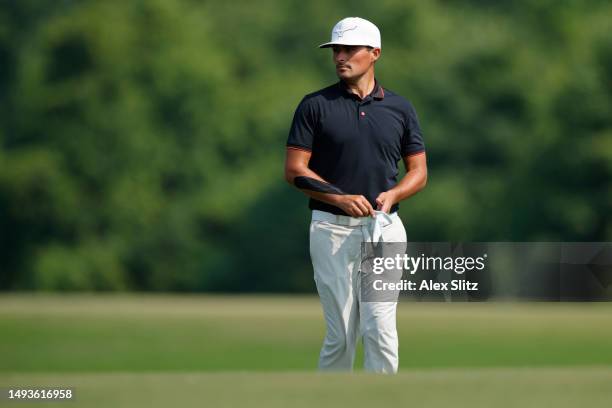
top-left (309, 209), bottom-right (407, 374)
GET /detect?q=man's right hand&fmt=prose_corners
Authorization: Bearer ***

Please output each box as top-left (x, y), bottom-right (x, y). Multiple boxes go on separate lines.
top-left (335, 195), bottom-right (376, 218)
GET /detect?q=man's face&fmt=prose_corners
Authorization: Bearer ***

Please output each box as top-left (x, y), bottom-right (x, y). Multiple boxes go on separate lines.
top-left (332, 45), bottom-right (380, 80)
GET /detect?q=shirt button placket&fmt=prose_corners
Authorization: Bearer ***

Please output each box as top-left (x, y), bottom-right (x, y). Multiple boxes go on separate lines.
top-left (358, 99), bottom-right (365, 119)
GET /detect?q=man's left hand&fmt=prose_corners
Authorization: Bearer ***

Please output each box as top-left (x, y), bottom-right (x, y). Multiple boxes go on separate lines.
top-left (375, 190), bottom-right (397, 213)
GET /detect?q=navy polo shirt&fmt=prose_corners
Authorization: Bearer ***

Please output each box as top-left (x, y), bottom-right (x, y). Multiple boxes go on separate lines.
top-left (287, 79), bottom-right (425, 216)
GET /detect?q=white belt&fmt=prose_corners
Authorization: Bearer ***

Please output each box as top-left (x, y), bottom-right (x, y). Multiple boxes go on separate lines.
top-left (311, 209), bottom-right (397, 243)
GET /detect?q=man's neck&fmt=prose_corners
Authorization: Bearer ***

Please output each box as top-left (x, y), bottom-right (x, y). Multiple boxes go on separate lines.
top-left (343, 72), bottom-right (376, 100)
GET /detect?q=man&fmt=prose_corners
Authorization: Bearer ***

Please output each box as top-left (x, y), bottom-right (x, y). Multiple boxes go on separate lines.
top-left (284, 17), bottom-right (428, 374)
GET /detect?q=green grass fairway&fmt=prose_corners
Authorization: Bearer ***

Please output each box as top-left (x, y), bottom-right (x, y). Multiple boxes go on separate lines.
top-left (1, 294), bottom-right (611, 406)
top-left (1, 294), bottom-right (612, 372)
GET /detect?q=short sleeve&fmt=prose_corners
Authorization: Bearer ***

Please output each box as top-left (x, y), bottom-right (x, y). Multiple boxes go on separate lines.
top-left (287, 97), bottom-right (317, 151)
top-left (401, 102), bottom-right (426, 157)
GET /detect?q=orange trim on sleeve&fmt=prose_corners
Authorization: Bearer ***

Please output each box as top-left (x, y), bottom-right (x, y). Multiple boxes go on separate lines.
top-left (287, 145), bottom-right (312, 153)
top-left (404, 150), bottom-right (426, 158)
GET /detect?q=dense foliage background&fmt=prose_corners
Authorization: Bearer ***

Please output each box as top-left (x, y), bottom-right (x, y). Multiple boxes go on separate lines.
top-left (0, 0), bottom-right (610, 292)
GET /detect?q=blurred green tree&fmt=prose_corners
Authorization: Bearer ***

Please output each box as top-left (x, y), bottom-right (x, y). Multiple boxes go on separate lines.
top-left (0, 0), bottom-right (610, 291)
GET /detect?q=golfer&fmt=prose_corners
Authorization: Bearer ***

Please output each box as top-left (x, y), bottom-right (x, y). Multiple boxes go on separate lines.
top-left (285, 17), bottom-right (427, 374)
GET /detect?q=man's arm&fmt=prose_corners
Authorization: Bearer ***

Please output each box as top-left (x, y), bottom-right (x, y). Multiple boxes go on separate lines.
top-left (375, 151), bottom-right (428, 213)
top-left (284, 147), bottom-right (375, 217)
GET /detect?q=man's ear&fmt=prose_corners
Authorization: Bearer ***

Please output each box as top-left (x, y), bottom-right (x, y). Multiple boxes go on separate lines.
top-left (371, 47), bottom-right (381, 62)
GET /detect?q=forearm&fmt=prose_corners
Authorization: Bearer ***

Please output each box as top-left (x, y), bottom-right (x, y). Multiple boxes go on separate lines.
top-left (301, 189), bottom-right (343, 207)
top-left (286, 167), bottom-right (345, 207)
top-left (389, 167), bottom-right (427, 204)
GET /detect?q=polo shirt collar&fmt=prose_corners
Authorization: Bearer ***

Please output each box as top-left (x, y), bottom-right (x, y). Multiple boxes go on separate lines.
top-left (338, 78), bottom-right (385, 100)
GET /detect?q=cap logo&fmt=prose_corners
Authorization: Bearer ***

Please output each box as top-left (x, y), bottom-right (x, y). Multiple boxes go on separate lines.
top-left (334, 24), bottom-right (358, 38)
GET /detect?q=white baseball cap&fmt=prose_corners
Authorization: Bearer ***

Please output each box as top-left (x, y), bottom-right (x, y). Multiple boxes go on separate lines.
top-left (319, 17), bottom-right (381, 49)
